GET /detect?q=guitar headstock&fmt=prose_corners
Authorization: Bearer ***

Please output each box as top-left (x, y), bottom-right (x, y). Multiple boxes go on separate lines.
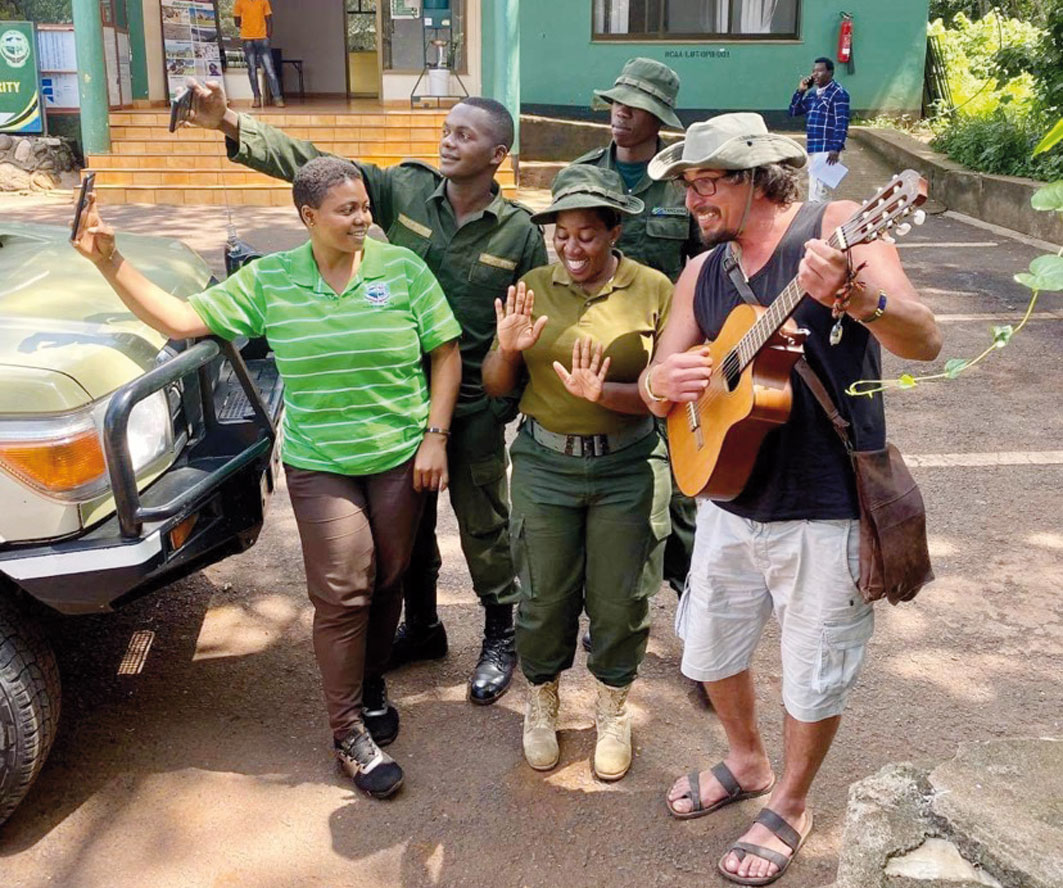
top-left (837, 169), bottom-right (928, 250)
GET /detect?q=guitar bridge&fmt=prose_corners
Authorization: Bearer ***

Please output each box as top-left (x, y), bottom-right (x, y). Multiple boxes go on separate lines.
top-left (686, 402), bottom-right (705, 449)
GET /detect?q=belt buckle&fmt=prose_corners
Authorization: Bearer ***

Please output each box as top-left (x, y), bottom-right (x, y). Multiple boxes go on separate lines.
top-left (584, 434), bottom-right (609, 457)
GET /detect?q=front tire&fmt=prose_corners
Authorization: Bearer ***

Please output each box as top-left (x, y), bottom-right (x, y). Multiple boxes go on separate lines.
top-left (0, 598), bottom-right (61, 827)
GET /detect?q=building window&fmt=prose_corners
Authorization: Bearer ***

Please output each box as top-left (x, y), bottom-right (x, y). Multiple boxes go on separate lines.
top-left (593, 0), bottom-right (799, 39)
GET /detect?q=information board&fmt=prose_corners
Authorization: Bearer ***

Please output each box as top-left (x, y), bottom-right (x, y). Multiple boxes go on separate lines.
top-left (160, 0), bottom-right (225, 99)
top-left (0, 21), bottom-right (43, 133)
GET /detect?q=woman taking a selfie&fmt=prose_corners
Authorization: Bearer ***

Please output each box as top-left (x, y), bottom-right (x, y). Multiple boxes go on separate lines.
top-left (482, 165), bottom-right (673, 781)
top-left (73, 156), bottom-right (461, 800)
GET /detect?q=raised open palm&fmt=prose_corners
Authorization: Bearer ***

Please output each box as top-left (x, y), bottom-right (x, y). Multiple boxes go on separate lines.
top-left (553, 337), bottom-right (611, 403)
top-left (495, 281), bottom-right (547, 352)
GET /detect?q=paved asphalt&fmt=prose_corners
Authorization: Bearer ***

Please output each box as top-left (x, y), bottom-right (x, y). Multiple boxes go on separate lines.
top-left (0, 137), bottom-right (1060, 888)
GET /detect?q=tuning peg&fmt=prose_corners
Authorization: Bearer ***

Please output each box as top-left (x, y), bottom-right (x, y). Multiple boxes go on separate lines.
top-left (913, 209), bottom-right (926, 225)
top-left (895, 223), bottom-right (912, 237)
top-left (882, 234), bottom-right (896, 244)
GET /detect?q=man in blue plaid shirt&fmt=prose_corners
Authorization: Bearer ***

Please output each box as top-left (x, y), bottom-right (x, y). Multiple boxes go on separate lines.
top-left (789, 57), bottom-right (850, 202)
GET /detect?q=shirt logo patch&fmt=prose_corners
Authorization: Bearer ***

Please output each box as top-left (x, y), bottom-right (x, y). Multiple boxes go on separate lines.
top-left (651, 207), bottom-right (688, 217)
top-left (477, 252), bottom-right (517, 271)
top-left (365, 282), bottom-right (392, 305)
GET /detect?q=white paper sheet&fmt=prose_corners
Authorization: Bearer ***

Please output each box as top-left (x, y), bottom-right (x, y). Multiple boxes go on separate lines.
top-left (810, 154), bottom-right (849, 190)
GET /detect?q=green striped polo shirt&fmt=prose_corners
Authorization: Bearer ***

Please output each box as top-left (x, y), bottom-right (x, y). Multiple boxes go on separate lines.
top-left (189, 237), bottom-right (460, 476)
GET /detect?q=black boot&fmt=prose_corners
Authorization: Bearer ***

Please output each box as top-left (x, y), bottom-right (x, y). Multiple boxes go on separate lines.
top-left (469, 604), bottom-right (516, 705)
top-left (362, 674), bottom-right (400, 746)
top-left (386, 619), bottom-right (448, 671)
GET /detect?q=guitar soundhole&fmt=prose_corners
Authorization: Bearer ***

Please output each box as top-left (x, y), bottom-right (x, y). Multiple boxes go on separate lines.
top-left (722, 352), bottom-right (742, 393)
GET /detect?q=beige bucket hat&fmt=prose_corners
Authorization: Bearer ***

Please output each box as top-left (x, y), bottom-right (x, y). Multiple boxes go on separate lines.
top-left (648, 112), bottom-right (806, 181)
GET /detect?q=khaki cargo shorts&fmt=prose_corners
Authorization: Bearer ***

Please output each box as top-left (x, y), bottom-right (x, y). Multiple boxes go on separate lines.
top-left (676, 499), bottom-right (874, 723)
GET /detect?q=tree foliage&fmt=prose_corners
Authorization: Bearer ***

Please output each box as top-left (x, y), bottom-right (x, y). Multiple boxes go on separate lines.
top-left (0, 0), bottom-right (72, 22)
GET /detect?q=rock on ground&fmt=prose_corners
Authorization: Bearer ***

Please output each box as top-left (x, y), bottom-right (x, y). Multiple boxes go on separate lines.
top-left (826, 739), bottom-right (1062, 888)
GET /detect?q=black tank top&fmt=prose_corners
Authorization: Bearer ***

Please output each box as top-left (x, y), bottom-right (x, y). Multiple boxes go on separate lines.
top-left (692, 202), bottom-right (885, 521)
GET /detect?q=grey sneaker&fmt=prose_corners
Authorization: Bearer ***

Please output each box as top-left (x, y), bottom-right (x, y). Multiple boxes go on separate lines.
top-left (335, 726), bottom-right (404, 799)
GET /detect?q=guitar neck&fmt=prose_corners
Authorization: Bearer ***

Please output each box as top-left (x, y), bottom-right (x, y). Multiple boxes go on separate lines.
top-left (734, 230), bottom-right (844, 371)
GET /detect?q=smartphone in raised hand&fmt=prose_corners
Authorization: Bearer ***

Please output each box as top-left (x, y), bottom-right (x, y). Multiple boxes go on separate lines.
top-left (169, 87), bottom-right (194, 133)
top-left (70, 172), bottom-right (96, 243)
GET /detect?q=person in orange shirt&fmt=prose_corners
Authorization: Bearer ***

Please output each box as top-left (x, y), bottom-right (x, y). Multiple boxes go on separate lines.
top-left (234, 0), bottom-right (284, 107)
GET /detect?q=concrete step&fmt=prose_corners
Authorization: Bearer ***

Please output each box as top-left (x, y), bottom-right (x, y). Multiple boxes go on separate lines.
top-left (108, 123), bottom-right (446, 142)
top-left (91, 181), bottom-right (517, 207)
top-left (107, 111), bottom-right (449, 128)
top-left (82, 164), bottom-right (516, 188)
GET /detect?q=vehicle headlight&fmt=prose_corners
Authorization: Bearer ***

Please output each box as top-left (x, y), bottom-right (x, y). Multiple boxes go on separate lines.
top-left (0, 390), bottom-right (173, 502)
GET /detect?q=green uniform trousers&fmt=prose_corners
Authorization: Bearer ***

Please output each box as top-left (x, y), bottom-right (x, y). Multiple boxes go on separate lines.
top-left (659, 419), bottom-right (697, 596)
top-left (509, 425), bottom-right (671, 688)
top-left (405, 405), bottom-right (518, 614)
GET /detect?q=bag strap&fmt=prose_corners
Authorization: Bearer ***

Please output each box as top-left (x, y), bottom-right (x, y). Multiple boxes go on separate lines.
top-left (723, 242), bottom-right (853, 453)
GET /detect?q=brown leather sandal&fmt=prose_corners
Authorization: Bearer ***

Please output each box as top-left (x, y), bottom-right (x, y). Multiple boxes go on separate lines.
top-left (717, 807), bottom-right (814, 886)
top-left (665, 762), bottom-right (775, 821)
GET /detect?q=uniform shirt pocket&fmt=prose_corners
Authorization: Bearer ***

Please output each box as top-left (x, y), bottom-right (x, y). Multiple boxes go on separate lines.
top-left (645, 214), bottom-right (690, 241)
top-left (469, 253), bottom-right (518, 290)
top-left (388, 213), bottom-right (433, 259)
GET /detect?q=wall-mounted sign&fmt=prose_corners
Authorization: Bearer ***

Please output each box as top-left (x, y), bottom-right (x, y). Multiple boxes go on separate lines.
top-left (0, 21), bottom-right (43, 133)
top-left (160, 0), bottom-right (225, 99)
top-left (391, 0), bottom-right (423, 20)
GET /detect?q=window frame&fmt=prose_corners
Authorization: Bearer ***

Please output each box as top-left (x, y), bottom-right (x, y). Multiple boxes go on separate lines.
top-left (590, 0), bottom-right (802, 43)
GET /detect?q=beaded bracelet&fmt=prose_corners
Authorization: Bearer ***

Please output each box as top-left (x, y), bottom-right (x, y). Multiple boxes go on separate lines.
top-left (859, 291), bottom-right (888, 324)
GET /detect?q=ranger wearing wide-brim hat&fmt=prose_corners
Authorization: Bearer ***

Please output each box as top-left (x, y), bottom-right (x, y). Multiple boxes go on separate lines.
top-left (571, 58), bottom-right (701, 285)
top-left (570, 57), bottom-right (702, 610)
top-left (481, 161), bottom-right (675, 786)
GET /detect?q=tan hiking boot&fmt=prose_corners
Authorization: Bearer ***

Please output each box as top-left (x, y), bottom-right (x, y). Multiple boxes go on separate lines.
top-left (275, 97), bottom-right (286, 107)
top-left (523, 678), bottom-right (560, 770)
top-left (593, 679), bottom-right (632, 781)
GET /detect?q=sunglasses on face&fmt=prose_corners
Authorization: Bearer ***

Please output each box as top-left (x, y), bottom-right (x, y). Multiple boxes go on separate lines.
top-left (678, 174), bottom-right (728, 197)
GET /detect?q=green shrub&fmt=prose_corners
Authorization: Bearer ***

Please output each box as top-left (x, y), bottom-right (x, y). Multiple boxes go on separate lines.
top-left (931, 107), bottom-right (1063, 179)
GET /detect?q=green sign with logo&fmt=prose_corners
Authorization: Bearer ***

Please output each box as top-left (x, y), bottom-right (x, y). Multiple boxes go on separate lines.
top-left (0, 22), bottom-right (42, 134)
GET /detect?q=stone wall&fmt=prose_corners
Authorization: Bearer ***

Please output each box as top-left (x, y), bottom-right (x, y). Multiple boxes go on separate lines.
top-left (0, 134), bottom-right (78, 192)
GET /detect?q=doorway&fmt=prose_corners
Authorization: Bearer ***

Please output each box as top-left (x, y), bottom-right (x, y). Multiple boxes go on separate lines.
top-left (346, 0), bottom-right (379, 97)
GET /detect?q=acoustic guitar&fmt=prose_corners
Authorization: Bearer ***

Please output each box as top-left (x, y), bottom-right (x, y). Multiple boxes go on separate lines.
top-left (667, 170), bottom-right (928, 500)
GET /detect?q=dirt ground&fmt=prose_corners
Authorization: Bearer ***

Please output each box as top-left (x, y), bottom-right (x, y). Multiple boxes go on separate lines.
top-left (0, 140), bottom-right (1061, 888)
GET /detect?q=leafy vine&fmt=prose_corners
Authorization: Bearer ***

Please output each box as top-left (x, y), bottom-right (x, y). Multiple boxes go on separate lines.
top-left (847, 123), bottom-right (1063, 398)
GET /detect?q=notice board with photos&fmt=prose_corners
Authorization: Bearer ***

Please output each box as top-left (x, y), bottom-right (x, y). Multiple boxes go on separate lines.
top-left (0, 21), bottom-right (43, 133)
top-left (160, 0), bottom-right (225, 99)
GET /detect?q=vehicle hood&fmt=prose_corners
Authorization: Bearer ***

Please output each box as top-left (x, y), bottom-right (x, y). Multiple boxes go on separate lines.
top-left (0, 221), bottom-right (215, 408)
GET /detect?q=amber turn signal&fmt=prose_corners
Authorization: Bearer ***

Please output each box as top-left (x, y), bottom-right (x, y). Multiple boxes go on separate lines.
top-left (0, 429), bottom-right (107, 495)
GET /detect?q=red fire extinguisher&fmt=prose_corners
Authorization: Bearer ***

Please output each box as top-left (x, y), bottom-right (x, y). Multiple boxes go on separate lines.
top-left (838, 12), bottom-right (854, 73)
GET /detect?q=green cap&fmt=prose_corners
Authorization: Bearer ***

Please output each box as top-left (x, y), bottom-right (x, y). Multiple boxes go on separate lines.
top-left (530, 166), bottom-right (645, 225)
top-left (593, 57), bottom-right (682, 129)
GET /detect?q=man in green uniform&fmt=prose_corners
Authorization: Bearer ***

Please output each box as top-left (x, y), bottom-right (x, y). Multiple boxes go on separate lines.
top-left (184, 82), bottom-right (546, 705)
top-left (572, 58), bottom-right (699, 606)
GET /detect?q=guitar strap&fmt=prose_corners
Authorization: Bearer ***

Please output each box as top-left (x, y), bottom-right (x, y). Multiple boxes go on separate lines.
top-left (722, 242), bottom-right (853, 451)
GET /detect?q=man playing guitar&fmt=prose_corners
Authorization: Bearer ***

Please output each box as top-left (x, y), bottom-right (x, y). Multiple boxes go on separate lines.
top-left (640, 113), bottom-right (941, 886)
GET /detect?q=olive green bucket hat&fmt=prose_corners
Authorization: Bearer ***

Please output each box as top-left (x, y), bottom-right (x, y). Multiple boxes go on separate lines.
top-left (649, 112), bottom-right (807, 181)
top-left (530, 166), bottom-right (645, 225)
top-left (592, 57), bottom-right (683, 129)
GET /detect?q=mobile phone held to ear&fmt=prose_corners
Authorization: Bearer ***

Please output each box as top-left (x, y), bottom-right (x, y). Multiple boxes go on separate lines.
top-left (169, 87), bottom-right (194, 133)
top-left (803, 76), bottom-right (814, 89)
top-left (70, 172), bottom-right (96, 243)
